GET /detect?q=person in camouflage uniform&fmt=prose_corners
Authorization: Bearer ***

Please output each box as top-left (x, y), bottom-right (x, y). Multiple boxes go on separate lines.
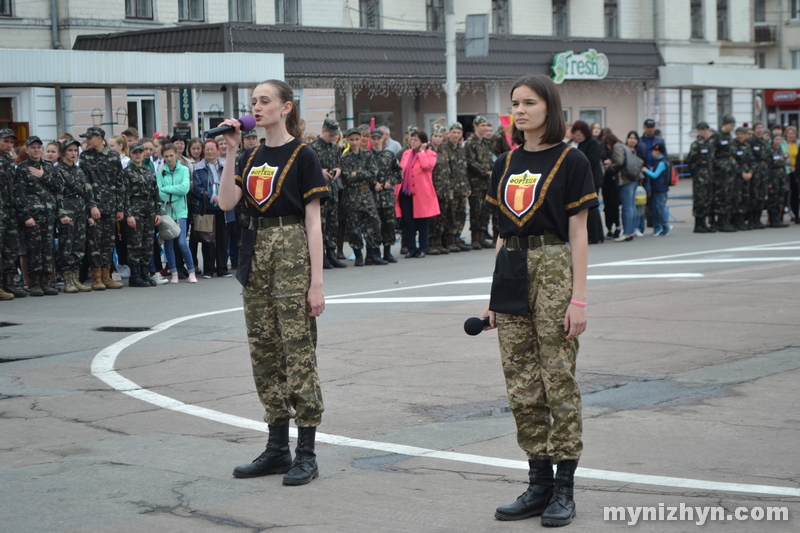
top-left (79, 126), bottom-right (124, 290)
top-left (369, 129), bottom-right (402, 263)
top-left (465, 115), bottom-right (495, 249)
top-left (341, 128), bottom-right (386, 266)
top-left (16, 136), bottom-right (61, 297)
top-left (0, 128), bottom-right (25, 299)
top-left (428, 124), bottom-right (453, 255)
top-left (686, 122), bottom-right (716, 233)
top-left (55, 139), bottom-right (94, 294)
top-left (710, 115), bottom-right (738, 232)
top-left (765, 131), bottom-right (790, 228)
top-left (308, 118), bottom-right (346, 269)
top-left (441, 122), bottom-right (471, 253)
top-left (746, 123), bottom-right (769, 229)
top-left (732, 127), bottom-right (754, 231)
top-left (123, 143), bottom-right (162, 288)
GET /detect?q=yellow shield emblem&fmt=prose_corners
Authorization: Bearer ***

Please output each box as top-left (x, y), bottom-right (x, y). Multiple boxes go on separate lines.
top-left (503, 171), bottom-right (541, 217)
top-left (247, 162), bottom-right (279, 206)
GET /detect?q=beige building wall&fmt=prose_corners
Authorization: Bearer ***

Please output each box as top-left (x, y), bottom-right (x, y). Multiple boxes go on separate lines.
top-left (570, 0), bottom-right (605, 38)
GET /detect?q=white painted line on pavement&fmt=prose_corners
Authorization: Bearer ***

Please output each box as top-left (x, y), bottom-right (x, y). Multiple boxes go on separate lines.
top-left (91, 310), bottom-right (800, 498)
top-left (590, 240), bottom-right (800, 268)
top-left (612, 258), bottom-right (800, 266)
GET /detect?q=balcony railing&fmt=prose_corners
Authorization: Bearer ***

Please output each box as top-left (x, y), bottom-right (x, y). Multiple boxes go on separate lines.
top-left (754, 24), bottom-right (776, 43)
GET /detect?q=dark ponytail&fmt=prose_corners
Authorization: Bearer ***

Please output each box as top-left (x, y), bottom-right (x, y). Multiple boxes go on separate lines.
top-left (258, 79), bottom-right (303, 139)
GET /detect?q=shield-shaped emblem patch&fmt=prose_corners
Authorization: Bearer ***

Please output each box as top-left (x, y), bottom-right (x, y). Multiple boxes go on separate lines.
top-left (247, 162), bottom-right (279, 206)
top-left (503, 171), bottom-right (541, 217)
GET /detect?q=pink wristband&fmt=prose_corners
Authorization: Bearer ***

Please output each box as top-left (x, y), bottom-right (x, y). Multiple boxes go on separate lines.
top-left (570, 299), bottom-right (586, 308)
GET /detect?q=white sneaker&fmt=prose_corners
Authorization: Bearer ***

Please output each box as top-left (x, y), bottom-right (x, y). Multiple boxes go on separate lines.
top-left (633, 230), bottom-right (644, 237)
top-left (169, 273), bottom-right (179, 284)
top-left (150, 272), bottom-right (169, 285)
top-left (187, 273), bottom-right (198, 283)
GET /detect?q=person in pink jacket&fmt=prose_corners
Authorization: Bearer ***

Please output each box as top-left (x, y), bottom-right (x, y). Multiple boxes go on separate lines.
top-left (396, 130), bottom-right (440, 257)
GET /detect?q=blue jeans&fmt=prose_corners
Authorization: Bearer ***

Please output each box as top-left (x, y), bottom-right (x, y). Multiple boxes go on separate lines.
top-left (618, 181), bottom-right (638, 236)
top-left (164, 218), bottom-right (195, 273)
top-left (400, 193), bottom-right (430, 254)
top-left (651, 191), bottom-right (668, 230)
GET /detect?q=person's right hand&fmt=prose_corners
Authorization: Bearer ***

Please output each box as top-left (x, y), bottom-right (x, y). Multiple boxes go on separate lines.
top-left (61, 216), bottom-right (72, 225)
top-left (322, 169), bottom-right (332, 181)
top-left (90, 207), bottom-right (101, 220)
top-left (479, 303), bottom-right (496, 330)
top-left (220, 118), bottom-right (243, 151)
top-left (127, 216), bottom-right (136, 229)
top-left (25, 218), bottom-right (36, 227)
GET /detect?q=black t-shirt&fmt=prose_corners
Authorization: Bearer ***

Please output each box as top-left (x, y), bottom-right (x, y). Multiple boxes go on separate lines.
top-left (235, 138), bottom-right (330, 218)
top-left (484, 143), bottom-right (599, 242)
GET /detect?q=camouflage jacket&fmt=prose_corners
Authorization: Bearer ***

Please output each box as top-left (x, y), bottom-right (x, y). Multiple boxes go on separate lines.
top-left (371, 148), bottom-right (402, 209)
top-left (686, 136), bottom-right (713, 176)
top-left (0, 152), bottom-right (15, 217)
top-left (341, 149), bottom-right (378, 189)
top-left (732, 139), bottom-right (754, 175)
top-left (442, 141), bottom-right (469, 195)
top-left (79, 147), bottom-right (124, 214)
top-left (746, 135), bottom-right (769, 170)
top-left (55, 163), bottom-right (94, 219)
top-left (465, 136), bottom-right (494, 184)
top-left (123, 163), bottom-right (161, 217)
top-left (15, 158), bottom-right (60, 221)
top-left (432, 145), bottom-right (452, 197)
top-left (309, 137), bottom-right (342, 174)
top-left (764, 143), bottom-right (786, 171)
top-left (711, 130), bottom-right (736, 163)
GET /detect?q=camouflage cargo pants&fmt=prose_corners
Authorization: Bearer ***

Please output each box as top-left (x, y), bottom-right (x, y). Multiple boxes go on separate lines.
top-left (376, 206), bottom-right (396, 247)
top-left (766, 168), bottom-right (786, 212)
top-left (321, 182), bottom-right (339, 250)
top-left (242, 223), bottom-right (324, 427)
top-left (712, 161), bottom-right (735, 217)
top-left (734, 174), bottom-right (751, 216)
top-left (24, 212), bottom-right (55, 275)
top-left (748, 168), bottom-right (766, 213)
top-left (496, 243), bottom-right (583, 462)
top-left (87, 216), bottom-right (116, 268)
top-left (429, 193), bottom-right (452, 246)
top-left (125, 209), bottom-right (156, 266)
top-left (692, 169), bottom-right (713, 218)
top-left (1, 213), bottom-right (19, 272)
top-left (451, 193), bottom-right (468, 238)
top-left (58, 216), bottom-right (87, 271)
top-left (468, 180), bottom-right (489, 234)
top-left (343, 189), bottom-right (380, 251)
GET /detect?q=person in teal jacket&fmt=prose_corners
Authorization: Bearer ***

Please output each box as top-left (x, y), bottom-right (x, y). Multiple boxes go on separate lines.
top-left (157, 143), bottom-right (197, 283)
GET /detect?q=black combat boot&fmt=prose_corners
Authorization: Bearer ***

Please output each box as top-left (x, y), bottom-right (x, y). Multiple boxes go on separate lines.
top-left (752, 210), bottom-right (766, 229)
top-left (383, 245), bottom-right (397, 263)
top-left (733, 213), bottom-right (750, 231)
top-left (365, 247), bottom-right (388, 265)
top-left (322, 249), bottom-right (333, 269)
top-left (326, 248), bottom-right (347, 268)
top-left (283, 426), bottom-right (319, 486)
top-left (353, 248), bottom-right (364, 267)
top-left (41, 274), bottom-right (59, 296)
top-left (471, 231), bottom-right (482, 250)
top-left (693, 216), bottom-right (710, 233)
top-left (446, 235), bottom-right (461, 253)
top-left (129, 263), bottom-right (150, 287)
top-left (495, 459), bottom-right (554, 521)
top-left (705, 216), bottom-right (717, 232)
top-left (232, 423), bottom-right (293, 478)
top-left (457, 235), bottom-right (472, 252)
top-left (541, 460), bottom-right (577, 527)
top-left (28, 274), bottom-right (44, 297)
top-left (769, 210), bottom-right (789, 227)
top-left (142, 265), bottom-right (157, 286)
top-left (3, 271), bottom-right (26, 298)
top-left (717, 215), bottom-right (736, 232)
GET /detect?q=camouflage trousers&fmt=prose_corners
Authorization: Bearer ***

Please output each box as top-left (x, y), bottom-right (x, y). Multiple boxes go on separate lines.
top-left (734, 174), bottom-right (751, 216)
top-left (87, 216), bottom-right (116, 268)
top-left (766, 168), bottom-right (787, 212)
top-left (343, 189), bottom-right (380, 251)
top-left (747, 169), bottom-right (766, 213)
top-left (429, 193), bottom-right (453, 246)
top-left (1, 213), bottom-right (19, 272)
top-left (496, 243), bottom-right (583, 462)
top-left (321, 181), bottom-right (339, 250)
top-left (468, 180), bottom-right (490, 233)
top-left (712, 161), bottom-right (736, 217)
top-left (242, 223), bottom-right (324, 427)
top-left (58, 216), bottom-right (87, 271)
top-left (692, 169), bottom-right (713, 218)
top-left (451, 193), bottom-right (468, 238)
top-left (376, 206), bottom-right (396, 247)
top-left (24, 212), bottom-right (55, 275)
top-left (125, 209), bottom-right (156, 266)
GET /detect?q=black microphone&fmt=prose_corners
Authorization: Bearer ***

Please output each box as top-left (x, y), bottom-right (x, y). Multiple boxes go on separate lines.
top-left (464, 316), bottom-right (491, 336)
top-left (204, 115), bottom-right (257, 138)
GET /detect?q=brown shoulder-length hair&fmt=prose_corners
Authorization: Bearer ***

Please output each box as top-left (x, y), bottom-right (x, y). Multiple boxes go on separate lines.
top-left (510, 75), bottom-right (566, 146)
top-left (258, 79), bottom-right (303, 139)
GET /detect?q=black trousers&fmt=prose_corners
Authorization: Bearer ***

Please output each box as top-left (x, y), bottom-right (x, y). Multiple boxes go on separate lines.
top-left (201, 210), bottom-right (229, 275)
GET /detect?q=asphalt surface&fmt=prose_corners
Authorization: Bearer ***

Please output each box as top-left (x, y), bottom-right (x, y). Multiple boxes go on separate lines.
top-left (2, 180), bottom-right (800, 532)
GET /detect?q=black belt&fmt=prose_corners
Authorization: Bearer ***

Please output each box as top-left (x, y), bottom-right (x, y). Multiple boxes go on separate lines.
top-left (248, 214), bottom-right (302, 230)
top-left (504, 233), bottom-right (564, 251)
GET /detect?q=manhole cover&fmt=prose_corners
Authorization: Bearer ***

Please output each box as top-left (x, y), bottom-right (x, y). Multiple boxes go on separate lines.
top-left (95, 326), bottom-right (152, 332)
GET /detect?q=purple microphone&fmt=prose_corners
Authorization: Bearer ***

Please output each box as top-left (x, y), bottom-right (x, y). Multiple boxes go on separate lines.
top-left (204, 115), bottom-right (257, 138)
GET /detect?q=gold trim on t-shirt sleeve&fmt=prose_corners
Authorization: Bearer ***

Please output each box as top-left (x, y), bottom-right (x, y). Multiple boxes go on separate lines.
top-left (303, 186), bottom-right (329, 200)
top-left (565, 192), bottom-right (598, 211)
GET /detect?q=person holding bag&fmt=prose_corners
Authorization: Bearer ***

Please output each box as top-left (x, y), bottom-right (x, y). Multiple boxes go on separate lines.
top-left (192, 139), bottom-right (231, 278)
top-left (157, 144), bottom-right (197, 284)
top-left (609, 132), bottom-right (643, 242)
top-left (480, 74), bottom-right (597, 527)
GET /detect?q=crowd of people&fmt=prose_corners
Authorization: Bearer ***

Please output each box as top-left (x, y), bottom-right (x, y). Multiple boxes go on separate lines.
top-left (1, 109), bottom-right (797, 300)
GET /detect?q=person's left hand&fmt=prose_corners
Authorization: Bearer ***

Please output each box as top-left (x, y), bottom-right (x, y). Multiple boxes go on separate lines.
top-left (127, 216), bottom-right (136, 229)
top-left (29, 167), bottom-right (44, 178)
top-left (116, 211), bottom-right (124, 221)
top-left (374, 183), bottom-right (382, 192)
top-left (564, 304), bottom-right (586, 340)
top-left (154, 215), bottom-right (161, 226)
top-left (307, 285), bottom-right (325, 317)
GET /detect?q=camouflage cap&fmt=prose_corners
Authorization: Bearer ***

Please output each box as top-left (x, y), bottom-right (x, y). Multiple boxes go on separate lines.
top-left (473, 115), bottom-right (488, 126)
top-left (370, 129), bottom-right (383, 138)
top-left (448, 121), bottom-right (463, 131)
top-left (80, 126), bottom-right (106, 138)
top-left (322, 117), bottom-right (340, 133)
top-left (243, 129), bottom-right (259, 138)
top-left (405, 125), bottom-right (419, 134)
top-left (25, 135), bottom-right (43, 146)
top-left (0, 128), bottom-right (17, 139)
top-left (696, 121), bottom-right (710, 130)
top-left (722, 114), bottom-right (736, 126)
top-left (61, 138), bottom-right (81, 150)
top-left (344, 127), bottom-right (361, 137)
top-left (432, 124), bottom-right (447, 135)
top-left (129, 142), bottom-right (145, 152)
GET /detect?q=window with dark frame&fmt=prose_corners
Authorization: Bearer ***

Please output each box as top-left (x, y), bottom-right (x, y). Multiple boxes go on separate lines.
top-left (125, 0), bottom-right (153, 19)
top-left (179, 0), bottom-right (204, 22)
top-left (792, 0), bottom-right (800, 20)
top-left (0, 0), bottom-right (11, 17)
top-left (275, 0), bottom-right (298, 24)
top-left (717, 0), bottom-right (729, 41)
top-left (360, 0), bottom-right (380, 29)
top-left (691, 0), bottom-right (704, 39)
top-left (553, 0), bottom-right (569, 37)
top-left (691, 90), bottom-right (704, 127)
top-left (717, 89), bottom-right (732, 123)
top-left (754, 0), bottom-right (766, 23)
top-left (493, 0), bottom-right (509, 34)
top-left (230, 0), bottom-right (253, 22)
top-left (755, 51), bottom-right (766, 69)
top-left (427, 0), bottom-right (444, 31)
top-left (604, 1), bottom-right (618, 38)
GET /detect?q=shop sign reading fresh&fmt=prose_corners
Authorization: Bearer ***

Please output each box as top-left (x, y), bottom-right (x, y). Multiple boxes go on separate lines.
top-left (551, 49), bottom-right (609, 84)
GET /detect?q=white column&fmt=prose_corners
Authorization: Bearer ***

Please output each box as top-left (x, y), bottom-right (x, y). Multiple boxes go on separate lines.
top-left (444, 4), bottom-right (458, 125)
top-left (345, 83), bottom-right (354, 130)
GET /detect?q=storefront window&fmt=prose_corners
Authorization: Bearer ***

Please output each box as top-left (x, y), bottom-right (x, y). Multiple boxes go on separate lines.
top-left (360, 0), bottom-right (380, 29)
top-left (691, 0), bottom-right (704, 39)
top-left (553, 0), bottom-right (569, 37)
top-left (604, 1), bottom-right (618, 38)
top-left (717, 0), bottom-right (729, 41)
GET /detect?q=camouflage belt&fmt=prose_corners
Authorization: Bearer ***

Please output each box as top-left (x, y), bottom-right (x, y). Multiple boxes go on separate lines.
top-left (248, 214), bottom-right (302, 230)
top-left (504, 232), bottom-right (564, 251)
